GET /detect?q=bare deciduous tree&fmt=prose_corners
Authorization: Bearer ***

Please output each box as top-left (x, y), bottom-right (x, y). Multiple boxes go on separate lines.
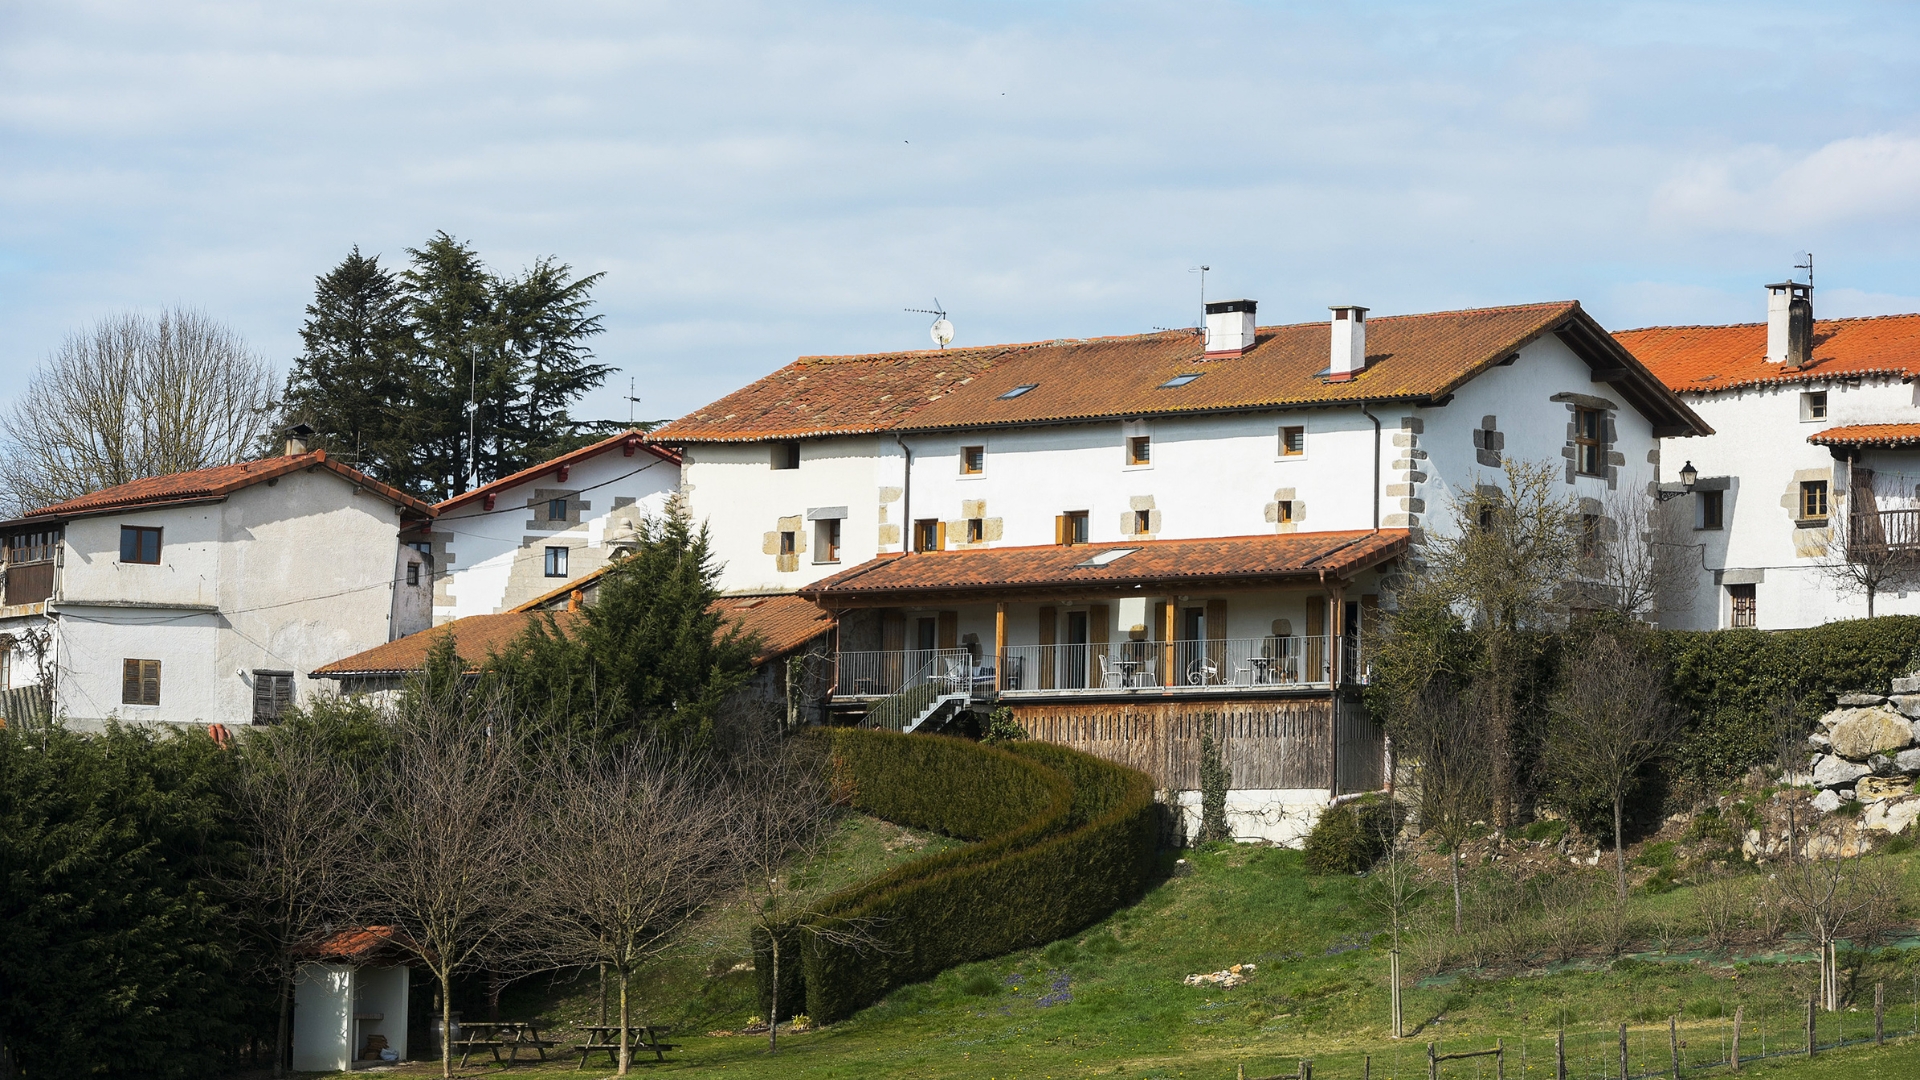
top-left (1775, 851), bottom-right (1900, 1011)
top-left (0, 308), bottom-right (277, 514)
top-left (1359, 804), bottom-right (1422, 1038)
top-left (230, 718), bottom-right (365, 1077)
top-left (1400, 684), bottom-right (1491, 933)
top-left (1816, 471), bottom-right (1920, 617)
top-left (1545, 630), bottom-right (1680, 901)
top-left (354, 688), bottom-right (531, 1079)
top-left (526, 742), bottom-right (734, 1074)
top-left (1577, 486), bottom-right (1696, 621)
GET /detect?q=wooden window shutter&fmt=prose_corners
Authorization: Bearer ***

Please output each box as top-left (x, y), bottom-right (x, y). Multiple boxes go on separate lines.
top-left (1037, 606), bottom-right (1057, 689)
top-left (881, 610), bottom-right (906, 653)
top-left (141, 660), bottom-right (160, 706)
top-left (935, 522), bottom-right (947, 551)
top-left (1305, 596), bottom-right (1325, 637)
top-left (275, 675), bottom-right (293, 716)
top-left (937, 611), bottom-right (959, 651)
top-left (1054, 515), bottom-right (1067, 545)
top-left (1090, 603), bottom-right (1111, 669)
top-left (123, 659), bottom-right (141, 705)
top-left (1305, 596), bottom-right (1327, 683)
top-left (254, 677), bottom-right (274, 720)
top-left (1205, 598), bottom-right (1228, 667)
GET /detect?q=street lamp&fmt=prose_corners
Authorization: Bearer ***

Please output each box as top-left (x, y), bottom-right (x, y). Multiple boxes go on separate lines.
top-left (1657, 461), bottom-right (1698, 502)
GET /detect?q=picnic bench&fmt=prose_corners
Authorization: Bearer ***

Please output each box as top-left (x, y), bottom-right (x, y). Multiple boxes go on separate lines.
top-left (576, 1024), bottom-right (677, 1067)
top-left (453, 1021), bottom-right (556, 1067)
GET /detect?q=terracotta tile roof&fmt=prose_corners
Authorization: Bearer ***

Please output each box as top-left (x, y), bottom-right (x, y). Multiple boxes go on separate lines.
top-left (513, 563), bottom-right (618, 612)
top-left (435, 428), bottom-right (680, 514)
top-left (1614, 312), bottom-right (1920, 394)
top-left (296, 925), bottom-right (420, 964)
top-left (314, 590), bottom-right (830, 676)
top-left (800, 530), bottom-right (1409, 605)
top-left (1807, 423), bottom-right (1920, 449)
top-left (15, 451), bottom-right (434, 522)
top-left (655, 302), bottom-right (1708, 443)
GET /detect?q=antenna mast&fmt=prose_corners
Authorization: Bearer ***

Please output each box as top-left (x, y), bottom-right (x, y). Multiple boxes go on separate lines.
top-left (906, 299), bottom-right (954, 348)
top-left (1795, 251), bottom-right (1814, 287)
top-left (1189, 265), bottom-right (1210, 325)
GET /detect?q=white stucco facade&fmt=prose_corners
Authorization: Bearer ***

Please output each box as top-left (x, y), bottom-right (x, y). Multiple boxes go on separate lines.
top-left (0, 462), bottom-right (427, 728)
top-left (429, 437), bottom-right (678, 622)
top-left (681, 329), bottom-right (1663, 595)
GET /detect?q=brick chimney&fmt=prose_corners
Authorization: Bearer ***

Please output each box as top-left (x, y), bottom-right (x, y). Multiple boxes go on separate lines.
top-left (1327, 305), bottom-right (1368, 381)
top-left (1204, 299), bottom-right (1257, 357)
top-left (1766, 281), bottom-right (1814, 366)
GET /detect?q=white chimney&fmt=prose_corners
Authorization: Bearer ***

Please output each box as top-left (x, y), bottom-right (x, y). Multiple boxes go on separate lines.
top-left (284, 423), bottom-right (314, 456)
top-left (1204, 299), bottom-right (1257, 356)
top-left (1765, 281), bottom-right (1814, 366)
top-left (1328, 305), bottom-right (1368, 381)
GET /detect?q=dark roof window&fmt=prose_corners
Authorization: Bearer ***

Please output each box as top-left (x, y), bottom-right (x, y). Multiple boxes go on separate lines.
top-left (1158, 373), bottom-right (1203, 389)
top-left (998, 384), bottom-right (1038, 399)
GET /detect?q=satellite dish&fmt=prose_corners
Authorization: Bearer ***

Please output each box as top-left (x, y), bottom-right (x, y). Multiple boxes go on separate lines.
top-left (930, 318), bottom-right (955, 348)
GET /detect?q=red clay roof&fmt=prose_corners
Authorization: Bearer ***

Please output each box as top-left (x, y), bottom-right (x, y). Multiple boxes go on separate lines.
top-left (313, 591), bottom-right (830, 676)
top-left (800, 530), bottom-right (1409, 605)
top-left (655, 303), bottom-right (1707, 443)
top-left (435, 429), bottom-right (679, 514)
top-left (1807, 423), bottom-right (1920, 449)
top-left (297, 925), bottom-right (419, 964)
top-left (17, 450), bottom-right (434, 521)
top-left (1615, 312), bottom-right (1920, 394)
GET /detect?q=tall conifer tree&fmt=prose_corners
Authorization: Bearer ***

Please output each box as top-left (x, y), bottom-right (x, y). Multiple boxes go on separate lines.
top-left (282, 247), bottom-right (412, 478)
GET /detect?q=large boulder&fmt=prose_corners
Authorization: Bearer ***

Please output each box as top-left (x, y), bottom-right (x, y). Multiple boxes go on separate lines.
top-left (1812, 788), bottom-right (1848, 814)
top-left (1890, 695), bottom-right (1920, 719)
top-left (1895, 675), bottom-right (1920, 694)
top-left (1897, 748), bottom-right (1920, 774)
top-left (1858, 774), bottom-right (1916, 803)
top-left (1812, 753), bottom-right (1872, 789)
top-left (1828, 706), bottom-right (1915, 760)
top-left (1862, 795), bottom-right (1920, 835)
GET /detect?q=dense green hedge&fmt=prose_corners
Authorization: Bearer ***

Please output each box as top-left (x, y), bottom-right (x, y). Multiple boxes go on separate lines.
top-left (755, 729), bottom-right (1157, 1024)
top-left (1655, 616), bottom-right (1920, 784)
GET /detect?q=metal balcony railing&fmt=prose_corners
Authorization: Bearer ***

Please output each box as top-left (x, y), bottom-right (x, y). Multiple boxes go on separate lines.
top-left (834, 648), bottom-right (976, 698)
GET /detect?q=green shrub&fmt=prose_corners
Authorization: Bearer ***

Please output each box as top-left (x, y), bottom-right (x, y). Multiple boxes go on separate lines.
top-left (757, 729), bottom-right (1157, 1024)
top-left (960, 971), bottom-right (1001, 997)
top-left (1523, 818), bottom-right (1568, 844)
top-left (1303, 798), bottom-right (1396, 875)
top-left (980, 707), bottom-right (1026, 745)
top-left (1043, 939), bottom-right (1078, 965)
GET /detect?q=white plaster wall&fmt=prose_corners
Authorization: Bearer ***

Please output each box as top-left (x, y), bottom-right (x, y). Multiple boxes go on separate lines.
top-left (53, 468), bottom-right (407, 727)
top-left (681, 437), bottom-right (890, 594)
top-left (1656, 376), bottom-right (1920, 629)
top-left (1169, 788), bottom-right (1328, 847)
top-left (292, 963), bottom-right (354, 1073)
top-left (434, 448), bottom-right (677, 621)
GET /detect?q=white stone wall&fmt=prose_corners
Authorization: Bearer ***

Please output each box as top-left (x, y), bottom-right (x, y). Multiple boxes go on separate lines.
top-left (1656, 375), bottom-right (1920, 629)
top-left (432, 448), bottom-right (678, 621)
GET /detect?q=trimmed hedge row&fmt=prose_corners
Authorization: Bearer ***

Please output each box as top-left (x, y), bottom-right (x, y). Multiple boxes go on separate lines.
top-left (755, 729), bottom-right (1157, 1024)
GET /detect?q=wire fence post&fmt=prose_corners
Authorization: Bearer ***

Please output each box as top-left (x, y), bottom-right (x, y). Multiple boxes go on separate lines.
top-left (1618, 1023), bottom-right (1628, 1080)
top-left (1556, 1028), bottom-right (1566, 1080)
top-left (1806, 998), bottom-right (1817, 1056)
top-left (1875, 982), bottom-right (1885, 1045)
top-left (1427, 1041), bottom-right (1437, 1080)
top-left (1495, 1038), bottom-right (1504, 1080)
top-left (1669, 1016), bottom-right (1680, 1078)
top-left (1730, 1005), bottom-right (1741, 1072)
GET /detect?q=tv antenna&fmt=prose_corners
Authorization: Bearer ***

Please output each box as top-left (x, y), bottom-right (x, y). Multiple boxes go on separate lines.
top-left (1188, 265), bottom-right (1210, 322)
top-left (625, 376), bottom-right (643, 425)
top-left (1795, 251), bottom-right (1814, 287)
top-left (906, 299), bottom-right (954, 348)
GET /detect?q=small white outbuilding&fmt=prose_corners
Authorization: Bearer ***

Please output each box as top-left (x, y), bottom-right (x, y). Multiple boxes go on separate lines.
top-left (291, 926), bottom-right (413, 1072)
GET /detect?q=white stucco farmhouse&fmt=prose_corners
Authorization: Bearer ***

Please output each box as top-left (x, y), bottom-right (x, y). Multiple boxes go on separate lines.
top-left (0, 439), bottom-right (435, 729)
top-left (1619, 283), bottom-right (1920, 630)
top-left (652, 298), bottom-right (1709, 840)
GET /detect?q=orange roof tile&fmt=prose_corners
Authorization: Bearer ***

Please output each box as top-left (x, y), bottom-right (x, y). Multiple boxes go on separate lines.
top-left (313, 591), bottom-right (830, 676)
top-left (1615, 312), bottom-right (1920, 394)
top-left (296, 925), bottom-right (420, 964)
top-left (435, 428), bottom-right (679, 514)
top-left (15, 451), bottom-right (434, 522)
top-left (800, 530), bottom-right (1409, 606)
top-left (1807, 423), bottom-right (1920, 449)
top-left (655, 302), bottom-right (1707, 443)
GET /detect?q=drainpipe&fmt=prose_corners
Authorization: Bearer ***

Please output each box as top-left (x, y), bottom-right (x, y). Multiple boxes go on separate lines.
top-left (894, 434), bottom-right (913, 554)
top-left (1360, 400), bottom-right (1381, 532)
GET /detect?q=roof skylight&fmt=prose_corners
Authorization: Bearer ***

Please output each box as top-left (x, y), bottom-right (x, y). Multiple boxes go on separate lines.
top-left (1075, 548), bottom-right (1138, 568)
top-left (1158, 373), bottom-right (1202, 389)
top-left (998, 384), bottom-right (1038, 399)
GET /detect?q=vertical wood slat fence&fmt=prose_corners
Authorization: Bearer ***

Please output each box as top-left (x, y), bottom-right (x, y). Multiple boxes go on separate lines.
top-left (1014, 698), bottom-right (1383, 794)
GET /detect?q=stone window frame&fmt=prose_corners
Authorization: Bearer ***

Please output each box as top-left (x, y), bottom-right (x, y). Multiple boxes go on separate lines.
top-left (1552, 393), bottom-right (1620, 490)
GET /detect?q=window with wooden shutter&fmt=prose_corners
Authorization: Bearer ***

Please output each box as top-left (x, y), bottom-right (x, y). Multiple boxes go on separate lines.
top-left (253, 671), bottom-right (294, 723)
top-left (122, 659), bottom-right (161, 705)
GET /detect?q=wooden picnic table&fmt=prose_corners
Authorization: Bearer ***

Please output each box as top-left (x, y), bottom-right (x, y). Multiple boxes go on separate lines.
top-left (453, 1020), bottom-right (555, 1067)
top-left (575, 1023), bottom-right (677, 1068)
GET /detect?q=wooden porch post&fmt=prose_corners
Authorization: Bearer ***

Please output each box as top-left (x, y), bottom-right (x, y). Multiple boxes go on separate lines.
top-left (995, 602), bottom-right (1007, 692)
top-left (1162, 594), bottom-right (1177, 687)
top-left (1328, 583), bottom-right (1346, 796)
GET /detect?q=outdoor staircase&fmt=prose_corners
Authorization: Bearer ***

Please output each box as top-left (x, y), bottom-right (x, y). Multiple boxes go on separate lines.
top-left (903, 693), bottom-right (968, 734)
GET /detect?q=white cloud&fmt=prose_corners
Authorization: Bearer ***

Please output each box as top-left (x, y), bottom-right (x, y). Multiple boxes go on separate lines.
top-left (1654, 134), bottom-right (1920, 233)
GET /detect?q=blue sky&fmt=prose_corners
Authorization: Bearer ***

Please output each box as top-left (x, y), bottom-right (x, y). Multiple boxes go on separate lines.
top-left (5, 1), bottom-right (1920, 424)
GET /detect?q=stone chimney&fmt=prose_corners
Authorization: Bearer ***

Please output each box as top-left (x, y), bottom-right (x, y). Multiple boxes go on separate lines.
top-left (1766, 281), bottom-right (1814, 366)
top-left (1327, 305), bottom-right (1369, 381)
top-left (284, 423), bottom-right (315, 456)
top-left (1203, 299), bottom-right (1257, 357)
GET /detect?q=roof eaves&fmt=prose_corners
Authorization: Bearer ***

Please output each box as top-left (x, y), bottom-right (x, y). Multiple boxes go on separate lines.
top-left (435, 430), bottom-right (677, 510)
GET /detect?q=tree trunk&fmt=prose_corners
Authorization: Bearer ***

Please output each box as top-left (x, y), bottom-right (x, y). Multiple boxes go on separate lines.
top-left (767, 936), bottom-right (781, 1053)
top-left (617, 969), bottom-right (630, 1075)
top-left (1613, 795), bottom-right (1628, 902)
top-left (1450, 850), bottom-right (1463, 933)
top-left (274, 972), bottom-right (291, 1078)
top-left (1487, 634), bottom-right (1513, 828)
top-left (440, 971), bottom-right (455, 1080)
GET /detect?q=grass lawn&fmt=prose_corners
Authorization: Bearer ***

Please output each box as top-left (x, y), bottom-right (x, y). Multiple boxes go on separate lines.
top-left (366, 832), bottom-right (1920, 1080)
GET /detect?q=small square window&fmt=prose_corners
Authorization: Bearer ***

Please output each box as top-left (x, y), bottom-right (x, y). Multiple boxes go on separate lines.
top-left (406, 562), bottom-right (420, 586)
top-left (119, 525), bottom-right (162, 564)
top-left (544, 546), bottom-right (569, 578)
top-left (1698, 490), bottom-right (1724, 530)
top-left (913, 519), bottom-right (942, 553)
top-left (1134, 509), bottom-right (1152, 534)
top-left (1058, 511), bottom-right (1089, 546)
top-left (1800, 480), bottom-right (1829, 521)
top-left (252, 671), bottom-right (294, 723)
top-left (779, 531), bottom-right (797, 556)
top-left (1277, 500), bottom-right (1294, 524)
top-left (966, 518), bottom-right (985, 544)
top-left (998, 384), bottom-right (1037, 400)
top-left (1728, 584), bottom-right (1757, 628)
top-left (1280, 426), bottom-right (1305, 457)
top-left (961, 445), bottom-right (985, 474)
top-left (121, 658), bottom-right (161, 706)
top-left (1157, 373), bottom-right (1202, 389)
top-left (772, 442), bottom-right (801, 470)
top-left (548, 498), bottom-right (568, 521)
top-left (1574, 408), bottom-right (1605, 477)
top-left (1126, 435), bottom-right (1151, 466)
top-left (1801, 391), bottom-right (1828, 422)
